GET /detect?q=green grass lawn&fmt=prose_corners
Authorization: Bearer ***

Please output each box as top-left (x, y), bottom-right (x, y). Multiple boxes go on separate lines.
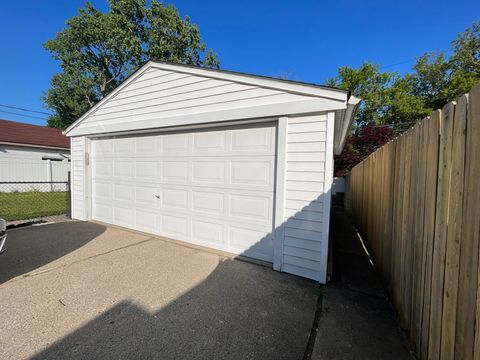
top-left (0, 191), bottom-right (67, 221)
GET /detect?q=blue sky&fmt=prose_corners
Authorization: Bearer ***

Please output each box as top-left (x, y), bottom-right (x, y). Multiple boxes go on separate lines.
top-left (0, 0), bottom-right (478, 126)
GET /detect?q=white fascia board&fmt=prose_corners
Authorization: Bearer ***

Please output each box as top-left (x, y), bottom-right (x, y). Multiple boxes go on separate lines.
top-left (67, 97), bottom-right (347, 137)
top-left (334, 95), bottom-right (362, 155)
top-left (149, 62), bottom-right (348, 101)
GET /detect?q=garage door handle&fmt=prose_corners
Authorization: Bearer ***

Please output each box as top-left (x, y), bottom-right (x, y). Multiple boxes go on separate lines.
top-left (155, 194), bottom-right (161, 199)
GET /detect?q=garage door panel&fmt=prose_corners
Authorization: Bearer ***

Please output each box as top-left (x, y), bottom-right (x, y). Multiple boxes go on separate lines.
top-left (161, 188), bottom-right (188, 209)
top-left (93, 203), bottom-right (113, 222)
top-left (192, 161), bottom-right (226, 184)
top-left (135, 209), bottom-right (157, 231)
top-left (161, 161), bottom-right (189, 182)
top-left (161, 214), bottom-right (188, 238)
top-left (135, 161), bottom-right (157, 179)
top-left (161, 133), bottom-right (190, 153)
top-left (230, 161), bottom-right (273, 186)
top-left (231, 126), bottom-right (274, 153)
top-left (135, 186), bottom-right (158, 207)
top-left (93, 138), bottom-right (113, 154)
top-left (114, 137), bottom-right (134, 154)
top-left (113, 184), bottom-right (133, 202)
top-left (91, 122), bottom-right (276, 262)
top-left (93, 181), bottom-right (112, 200)
top-left (114, 161), bottom-right (133, 178)
top-left (191, 219), bottom-right (225, 245)
top-left (192, 191), bottom-right (225, 215)
top-left (193, 130), bottom-right (226, 152)
top-left (135, 135), bottom-right (158, 153)
top-left (230, 194), bottom-right (271, 222)
top-left (229, 226), bottom-right (273, 262)
top-left (93, 160), bottom-right (112, 177)
top-left (113, 206), bottom-right (133, 225)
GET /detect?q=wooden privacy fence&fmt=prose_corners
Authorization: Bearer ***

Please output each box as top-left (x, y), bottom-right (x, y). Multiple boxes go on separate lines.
top-left (349, 83), bottom-right (480, 360)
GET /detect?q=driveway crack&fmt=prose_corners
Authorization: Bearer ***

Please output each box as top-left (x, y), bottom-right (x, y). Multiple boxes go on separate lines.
top-left (10, 237), bottom-right (158, 283)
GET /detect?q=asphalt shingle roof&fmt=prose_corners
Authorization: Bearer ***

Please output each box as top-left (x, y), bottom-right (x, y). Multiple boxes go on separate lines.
top-left (0, 119), bottom-right (70, 150)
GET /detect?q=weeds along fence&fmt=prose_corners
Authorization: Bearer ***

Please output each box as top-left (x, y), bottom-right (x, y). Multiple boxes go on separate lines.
top-left (349, 83), bottom-right (480, 360)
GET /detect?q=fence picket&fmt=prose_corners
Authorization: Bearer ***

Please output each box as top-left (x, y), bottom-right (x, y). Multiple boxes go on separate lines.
top-left (347, 84), bottom-right (480, 360)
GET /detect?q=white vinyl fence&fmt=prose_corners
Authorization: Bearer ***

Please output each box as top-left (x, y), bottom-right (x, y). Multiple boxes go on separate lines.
top-left (0, 160), bottom-right (70, 192)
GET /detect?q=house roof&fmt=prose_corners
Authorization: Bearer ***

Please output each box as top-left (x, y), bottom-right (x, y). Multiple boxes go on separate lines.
top-left (0, 119), bottom-right (70, 150)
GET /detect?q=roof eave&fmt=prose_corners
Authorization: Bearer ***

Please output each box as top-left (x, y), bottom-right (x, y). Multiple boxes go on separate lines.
top-left (334, 95), bottom-right (362, 156)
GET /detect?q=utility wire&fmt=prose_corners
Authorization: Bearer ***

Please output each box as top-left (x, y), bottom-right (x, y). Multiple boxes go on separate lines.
top-left (0, 110), bottom-right (49, 121)
top-left (0, 104), bottom-right (52, 116)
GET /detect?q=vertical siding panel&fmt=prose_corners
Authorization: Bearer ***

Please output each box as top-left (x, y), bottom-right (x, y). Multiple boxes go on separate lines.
top-left (71, 137), bottom-right (86, 220)
top-left (282, 113), bottom-right (329, 282)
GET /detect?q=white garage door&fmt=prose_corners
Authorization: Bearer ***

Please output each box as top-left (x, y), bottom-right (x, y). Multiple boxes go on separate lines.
top-left (91, 122), bottom-right (277, 262)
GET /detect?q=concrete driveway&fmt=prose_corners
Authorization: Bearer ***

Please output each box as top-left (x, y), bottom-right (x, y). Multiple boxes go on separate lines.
top-left (0, 222), bottom-right (317, 360)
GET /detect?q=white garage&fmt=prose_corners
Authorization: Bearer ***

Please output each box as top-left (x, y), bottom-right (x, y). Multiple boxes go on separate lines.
top-left (65, 61), bottom-right (360, 283)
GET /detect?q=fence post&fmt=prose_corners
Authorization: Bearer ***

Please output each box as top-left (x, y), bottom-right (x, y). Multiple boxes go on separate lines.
top-left (47, 160), bottom-right (52, 191)
top-left (67, 171), bottom-right (71, 219)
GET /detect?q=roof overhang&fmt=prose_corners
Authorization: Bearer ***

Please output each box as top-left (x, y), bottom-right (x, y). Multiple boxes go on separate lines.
top-left (0, 141), bottom-right (70, 151)
top-left (333, 95), bottom-right (361, 155)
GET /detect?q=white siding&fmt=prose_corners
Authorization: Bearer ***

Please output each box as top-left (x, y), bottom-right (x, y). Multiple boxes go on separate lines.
top-left (71, 137), bottom-right (86, 220)
top-left (82, 68), bottom-right (311, 126)
top-left (282, 114), bottom-right (332, 282)
top-left (68, 66), bottom-right (346, 136)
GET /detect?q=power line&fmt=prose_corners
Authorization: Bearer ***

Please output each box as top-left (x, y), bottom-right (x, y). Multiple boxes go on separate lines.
top-left (0, 110), bottom-right (49, 121)
top-left (0, 104), bottom-right (52, 116)
top-left (380, 58), bottom-right (417, 69)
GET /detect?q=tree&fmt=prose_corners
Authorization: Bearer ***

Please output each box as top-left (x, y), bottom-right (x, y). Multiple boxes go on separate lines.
top-left (326, 63), bottom-right (396, 126)
top-left (334, 124), bottom-right (395, 177)
top-left (330, 20), bottom-right (480, 175)
top-left (44, 0), bottom-right (219, 129)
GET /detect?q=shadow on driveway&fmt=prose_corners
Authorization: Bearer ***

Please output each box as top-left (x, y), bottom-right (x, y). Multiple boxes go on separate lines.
top-left (27, 258), bottom-right (316, 360)
top-left (0, 221), bottom-right (106, 284)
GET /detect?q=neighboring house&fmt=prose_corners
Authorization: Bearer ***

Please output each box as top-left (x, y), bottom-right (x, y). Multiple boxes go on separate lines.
top-left (0, 119), bottom-right (70, 185)
top-left (64, 61), bottom-right (360, 283)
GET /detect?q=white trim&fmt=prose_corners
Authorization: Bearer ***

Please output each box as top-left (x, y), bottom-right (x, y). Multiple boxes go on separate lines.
top-left (87, 117), bottom-right (277, 138)
top-left (67, 97), bottom-right (345, 137)
top-left (319, 111), bottom-right (335, 283)
top-left (334, 95), bottom-right (362, 155)
top-left (84, 137), bottom-right (92, 221)
top-left (273, 116), bottom-right (288, 271)
top-left (64, 60), bottom-right (350, 136)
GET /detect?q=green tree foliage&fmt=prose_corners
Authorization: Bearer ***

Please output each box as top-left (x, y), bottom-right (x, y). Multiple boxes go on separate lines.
top-left (44, 0), bottom-right (219, 129)
top-left (330, 20), bottom-right (480, 174)
top-left (328, 20), bottom-right (480, 134)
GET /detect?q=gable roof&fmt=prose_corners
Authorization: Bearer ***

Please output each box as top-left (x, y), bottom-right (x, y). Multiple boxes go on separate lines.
top-left (0, 119), bottom-right (70, 150)
top-left (64, 61), bottom-right (360, 152)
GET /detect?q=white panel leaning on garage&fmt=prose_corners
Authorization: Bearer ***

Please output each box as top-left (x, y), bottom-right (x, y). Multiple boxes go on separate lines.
top-left (64, 60), bottom-right (361, 283)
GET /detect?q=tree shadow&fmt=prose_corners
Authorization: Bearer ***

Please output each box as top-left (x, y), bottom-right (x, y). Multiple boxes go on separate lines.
top-left (0, 221), bottom-right (105, 284)
top-left (28, 257), bottom-right (317, 360)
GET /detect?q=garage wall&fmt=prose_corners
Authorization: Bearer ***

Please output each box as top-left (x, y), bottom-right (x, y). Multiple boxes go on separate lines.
top-left (71, 137), bottom-right (86, 220)
top-left (281, 113), bottom-right (333, 282)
